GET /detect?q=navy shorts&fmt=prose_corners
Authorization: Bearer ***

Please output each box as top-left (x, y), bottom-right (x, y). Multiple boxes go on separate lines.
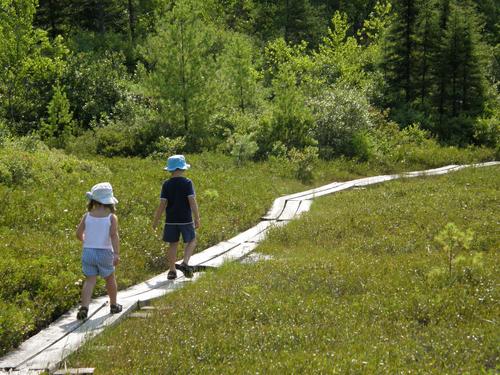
top-left (163, 223), bottom-right (196, 243)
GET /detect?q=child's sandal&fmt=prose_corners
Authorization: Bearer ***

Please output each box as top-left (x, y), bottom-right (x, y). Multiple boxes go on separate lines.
top-left (110, 303), bottom-right (122, 314)
top-left (76, 306), bottom-right (88, 320)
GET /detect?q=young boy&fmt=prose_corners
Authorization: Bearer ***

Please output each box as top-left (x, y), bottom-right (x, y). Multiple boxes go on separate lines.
top-left (152, 155), bottom-right (200, 279)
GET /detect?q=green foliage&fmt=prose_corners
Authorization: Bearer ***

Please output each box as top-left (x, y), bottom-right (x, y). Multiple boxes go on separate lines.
top-left (434, 222), bottom-right (474, 279)
top-left (40, 84), bottom-right (75, 148)
top-left (228, 133), bottom-right (258, 165)
top-left (0, 0), bottom-right (68, 134)
top-left (63, 51), bottom-right (127, 129)
top-left (263, 65), bottom-right (316, 152)
top-left (150, 136), bottom-right (187, 160)
top-left (473, 115), bottom-right (500, 149)
top-left (66, 165), bottom-right (499, 373)
top-left (351, 131), bottom-right (376, 162)
top-left (314, 11), bottom-right (370, 90)
top-left (217, 33), bottom-right (261, 114)
top-left (141, 0), bottom-right (217, 151)
top-left (287, 145), bottom-right (318, 183)
top-left (310, 87), bottom-right (373, 159)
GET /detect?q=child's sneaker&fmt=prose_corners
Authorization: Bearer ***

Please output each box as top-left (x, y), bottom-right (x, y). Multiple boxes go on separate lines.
top-left (76, 306), bottom-right (88, 320)
top-left (178, 262), bottom-right (194, 278)
top-left (110, 303), bottom-right (122, 314)
top-left (167, 270), bottom-right (177, 280)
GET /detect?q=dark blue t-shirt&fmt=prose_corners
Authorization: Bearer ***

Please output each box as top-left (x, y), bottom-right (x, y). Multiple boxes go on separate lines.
top-left (160, 177), bottom-right (195, 224)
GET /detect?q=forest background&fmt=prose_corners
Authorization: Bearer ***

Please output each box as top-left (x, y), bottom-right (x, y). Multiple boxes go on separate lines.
top-left (0, 0), bottom-right (498, 162)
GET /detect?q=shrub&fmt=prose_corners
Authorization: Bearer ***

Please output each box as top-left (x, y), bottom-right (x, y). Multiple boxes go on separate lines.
top-left (473, 116), bottom-right (499, 148)
top-left (310, 87), bottom-right (373, 159)
top-left (288, 146), bottom-right (319, 183)
top-left (351, 131), bottom-right (376, 161)
top-left (94, 126), bottom-right (136, 157)
top-left (150, 136), bottom-right (186, 160)
top-left (63, 51), bottom-right (127, 129)
top-left (228, 133), bottom-right (258, 165)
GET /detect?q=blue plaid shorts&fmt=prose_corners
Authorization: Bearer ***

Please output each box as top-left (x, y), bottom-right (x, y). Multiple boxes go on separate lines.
top-left (82, 247), bottom-right (115, 277)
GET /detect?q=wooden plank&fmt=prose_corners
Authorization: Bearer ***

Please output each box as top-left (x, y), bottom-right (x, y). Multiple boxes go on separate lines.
top-left (188, 241), bottom-right (238, 265)
top-left (261, 197), bottom-right (286, 220)
top-left (203, 242), bottom-right (259, 267)
top-left (277, 200), bottom-right (301, 221)
top-left (129, 312), bottom-right (152, 319)
top-left (226, 221), bottom-right (274, 244)
top-left (295, 199), bottom-right (313, 216)
top-left (53, 368), bottom-right (95, 375)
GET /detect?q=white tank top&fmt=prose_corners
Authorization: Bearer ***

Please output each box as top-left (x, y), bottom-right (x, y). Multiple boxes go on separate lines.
top-left (83, 214), bottom-right (113, 250)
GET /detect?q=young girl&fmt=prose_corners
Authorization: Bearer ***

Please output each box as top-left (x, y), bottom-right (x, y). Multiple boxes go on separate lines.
top-left (75, 182), bottom-right (122, 320)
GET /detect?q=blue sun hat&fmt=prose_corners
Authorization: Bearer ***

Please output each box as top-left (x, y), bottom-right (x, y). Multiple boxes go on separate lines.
top-left (164, 155), bottom-right (191, 172)
top-left (86, 182), bottom-right (118, 204)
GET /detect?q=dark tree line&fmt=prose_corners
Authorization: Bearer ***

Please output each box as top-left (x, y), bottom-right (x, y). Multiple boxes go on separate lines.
top-left (1, 0), bottom-right (498, 150)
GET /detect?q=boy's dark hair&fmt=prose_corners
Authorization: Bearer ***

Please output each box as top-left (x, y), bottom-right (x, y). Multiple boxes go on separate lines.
top-left (87, 200), bottom-right (116, 212)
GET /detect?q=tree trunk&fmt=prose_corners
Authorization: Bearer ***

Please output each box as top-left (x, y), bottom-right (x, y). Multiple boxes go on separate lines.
top-left (127, 0), bottom-right (136, 42)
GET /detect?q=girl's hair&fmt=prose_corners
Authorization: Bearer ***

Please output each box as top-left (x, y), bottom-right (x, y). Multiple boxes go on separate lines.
top-left (87, 200), bottom-right (116, 213)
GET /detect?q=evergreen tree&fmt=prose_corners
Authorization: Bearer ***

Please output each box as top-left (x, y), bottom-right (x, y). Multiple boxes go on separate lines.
top-left (219, 34), bottom-right (259, 113)
top-left (142, 0), bottom-right (216, 150)
top-left (433, 1), bottom-right (487, 143)
top-left (413, 0), bottom-right (440, 110)
top-left (383, 0), bottom-right (418, 105)
top-left (34, 0), bottom-right (73, 38)
top-left (40, 83), bottom-right (75, 147)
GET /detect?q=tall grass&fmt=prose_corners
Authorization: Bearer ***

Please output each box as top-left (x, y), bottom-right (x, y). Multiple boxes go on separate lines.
top-left (67, 166), bottom-right (499, 373)
top-left (0, 135), bottom-right (496, 357)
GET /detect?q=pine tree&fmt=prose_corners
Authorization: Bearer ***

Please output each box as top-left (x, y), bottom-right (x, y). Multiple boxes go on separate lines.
top-left (219, 34), bottom-right (259, 113)
top-left (41, 84), bottom-right (75, 147)
top-left (142, 0), bottom-right (216, 150)
top-left (383, 0), bottom-right (418, 105)
top-left (433, 1), bottom-right (487, 143)
top-left (413, 0), bottom-right (440, 110)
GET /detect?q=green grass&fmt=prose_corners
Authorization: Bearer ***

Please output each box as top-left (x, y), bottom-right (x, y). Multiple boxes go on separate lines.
top-left (0, 141), bottom-right (398, 355)
top-left (0, 135), bottom-right (496, 357)
top-left (66, 165), bottom-right (499, 373)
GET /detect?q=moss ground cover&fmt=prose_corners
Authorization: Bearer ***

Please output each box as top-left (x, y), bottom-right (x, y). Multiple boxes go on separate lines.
top-left (67, 166), bottom-right (499, 373)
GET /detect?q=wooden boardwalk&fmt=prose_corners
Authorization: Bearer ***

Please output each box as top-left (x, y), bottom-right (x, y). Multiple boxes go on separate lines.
top-left (0, 162), bottom-right (497, 374)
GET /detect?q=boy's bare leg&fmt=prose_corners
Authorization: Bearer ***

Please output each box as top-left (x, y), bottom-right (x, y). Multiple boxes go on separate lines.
top-left (167, 242), bottom-right (179, 271)
top-left (183, 238), bottom-right (197, 264)
top-left (105, 273), bottom-right (118, 305)
top-left (81, 276), bottom-right (97, 307)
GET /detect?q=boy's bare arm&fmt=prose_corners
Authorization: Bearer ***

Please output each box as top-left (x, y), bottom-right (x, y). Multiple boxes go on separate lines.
top-left (76, 214), bottom-right (86, 241)
top-left (188, 195), bottom-right (200, 228)
top-left (153, 199), bottom-right (167, 229)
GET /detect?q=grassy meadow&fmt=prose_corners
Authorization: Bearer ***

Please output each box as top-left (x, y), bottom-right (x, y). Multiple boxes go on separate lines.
top-left (65, 165), bottom-right (500, 373)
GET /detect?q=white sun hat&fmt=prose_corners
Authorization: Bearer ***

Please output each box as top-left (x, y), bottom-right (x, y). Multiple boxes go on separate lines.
top-left (86, 182), bottom-right (118, 205)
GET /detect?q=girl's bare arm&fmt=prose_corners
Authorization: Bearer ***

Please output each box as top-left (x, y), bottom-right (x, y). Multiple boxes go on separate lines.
top-left (110, 214), bottom-right (120, 265)
top-left (76, 214), bottom-right (86, 241)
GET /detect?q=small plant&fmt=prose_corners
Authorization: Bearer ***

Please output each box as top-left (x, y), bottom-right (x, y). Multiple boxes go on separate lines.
top-left (151, 136), bottom-right (186, 160)
top-left (434, 223), bottom-right (474, 279)
top-left (288, 146), bottom-right (319, 183)
top-left (228, 133), bottom-right (258, 166)
top-left (202, 189), bottom-right (219, 201)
